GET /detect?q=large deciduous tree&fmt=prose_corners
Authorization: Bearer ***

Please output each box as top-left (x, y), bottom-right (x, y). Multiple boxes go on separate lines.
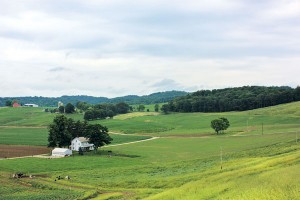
top-left (211, 117), bottom-right (230, 134)
top-left (85, 124), bottom-right (112, 150)
top-left (48, 115), bottom-right (72, 147)
top-left (65, 103), bottom-right (75, 114)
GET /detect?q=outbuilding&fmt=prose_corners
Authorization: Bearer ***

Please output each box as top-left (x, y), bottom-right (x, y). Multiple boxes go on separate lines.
top-left (52, 148), bottom-right (72, 157)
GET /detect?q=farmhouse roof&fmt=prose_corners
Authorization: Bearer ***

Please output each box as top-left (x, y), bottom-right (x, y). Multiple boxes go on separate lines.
top-left (78, 137), bottom-right (89, 142)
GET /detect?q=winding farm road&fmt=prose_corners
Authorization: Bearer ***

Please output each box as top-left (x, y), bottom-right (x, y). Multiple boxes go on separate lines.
top-left (102, 136), bottom-right (160, 148)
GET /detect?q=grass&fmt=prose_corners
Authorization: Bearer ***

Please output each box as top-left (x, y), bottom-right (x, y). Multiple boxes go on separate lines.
top-left (0, 102), bottom-right (300, 199)
top-left (0, 127), bottom-right (151, 146)
top-left (0, 132), bottom-right (299, 199)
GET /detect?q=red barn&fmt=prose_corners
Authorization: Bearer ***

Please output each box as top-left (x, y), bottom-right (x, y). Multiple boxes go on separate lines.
top-left (12, 103), bottom-right (21, 107)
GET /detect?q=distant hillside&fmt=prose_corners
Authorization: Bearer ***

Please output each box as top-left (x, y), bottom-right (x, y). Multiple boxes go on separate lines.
top-left (166, 86), bottom-right (300, 113)
top-left (0, 91), bottom-right (187, 107)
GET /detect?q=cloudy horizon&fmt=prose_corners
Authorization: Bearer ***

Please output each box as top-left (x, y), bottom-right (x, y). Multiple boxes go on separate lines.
top-left (0, 0), bottom-right (299, 98)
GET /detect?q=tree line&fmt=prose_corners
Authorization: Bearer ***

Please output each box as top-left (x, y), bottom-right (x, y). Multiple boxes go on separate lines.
top-left (0, 91), bottom-right (187, 107)
top-left (161, 86), bottom-right (300, 113)
top-left (77, 102), bottom-right (131, 121)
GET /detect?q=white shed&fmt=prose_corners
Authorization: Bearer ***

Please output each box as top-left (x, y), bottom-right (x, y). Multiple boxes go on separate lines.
top-left (52, 148), bottom-right (72, 157)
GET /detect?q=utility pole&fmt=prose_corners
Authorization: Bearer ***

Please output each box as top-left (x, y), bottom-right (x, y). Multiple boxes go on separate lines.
top-left (220, 146), bottom-right (223, 170)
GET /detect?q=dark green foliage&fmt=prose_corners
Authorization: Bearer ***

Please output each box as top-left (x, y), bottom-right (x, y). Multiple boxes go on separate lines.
top-left (137, 104), bottom-right (145, 111)
top-left (0, 91), bottom-right (187, 107)
top-left (5, 100), bottom-right (12, 107)
top-left (211, 117), bottom-right (230, 134)
top-left (85, 124), bottom-right (112, 150)
top-left (65, 103), bottom-right (75, 113)
top-left (84, 110), bottom-right (94, 120)
top-left (58, 106), bottom-right (65, 113)
top-left (48, 115), bottom-right (72, 147)
top-left (154, 104), bottom-right (160, 112)
top-left (116, 102), bottom-right (130, 114)
top-left (161, 104), bottom-right (170, 114)
top-left (167, 86), bottom-right (300, 113)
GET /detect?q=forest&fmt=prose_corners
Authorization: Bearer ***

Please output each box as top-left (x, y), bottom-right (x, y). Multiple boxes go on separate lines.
top-left (165, 86), bottom-right (300, 113)
top-left (0, 91), bottom-right (187, 107)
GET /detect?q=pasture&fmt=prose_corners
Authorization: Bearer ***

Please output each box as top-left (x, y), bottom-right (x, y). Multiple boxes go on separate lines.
top-left (0, 102), bottom-right (300, 199)
top-left (0, 132), bottom-right (299, 199)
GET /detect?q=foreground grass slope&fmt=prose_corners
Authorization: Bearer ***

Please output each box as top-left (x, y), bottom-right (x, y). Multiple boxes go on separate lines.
top-left (0, 132), bottom-right (299, 199)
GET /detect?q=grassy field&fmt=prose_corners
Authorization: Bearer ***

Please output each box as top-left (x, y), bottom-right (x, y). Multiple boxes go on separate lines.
top-left (0, 126), bottom-right (150, 146)
top-left (101, 101), bottom-right (300, 136)
top-left (0, 102), bottom-right (300, 199)
top-left (0, 132), bottom-right (299, 199)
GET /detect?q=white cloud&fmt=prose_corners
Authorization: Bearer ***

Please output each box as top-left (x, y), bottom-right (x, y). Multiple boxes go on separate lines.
top-left (0, 0), bottom-right (299, 97)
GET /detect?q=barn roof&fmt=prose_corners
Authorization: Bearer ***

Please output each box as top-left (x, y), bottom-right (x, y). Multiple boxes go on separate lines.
top-left (52, 148), bottom-right (71, 153)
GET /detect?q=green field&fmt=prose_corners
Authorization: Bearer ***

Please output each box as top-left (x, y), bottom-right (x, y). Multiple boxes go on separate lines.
top-left (0, 102), bottom-right (300, 199)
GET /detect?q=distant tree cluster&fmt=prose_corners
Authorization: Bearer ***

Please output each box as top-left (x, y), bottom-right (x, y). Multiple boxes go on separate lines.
top-left (78, 102), bottom-right (130, 121)
top-left (44, 103), bottom-right (75, 114)
top-left (164, 86), bottom-right (300, 113)
top-left (48, 115), bottom-right (112, 150)
top-left (0, 91), bottom-right (187, 107)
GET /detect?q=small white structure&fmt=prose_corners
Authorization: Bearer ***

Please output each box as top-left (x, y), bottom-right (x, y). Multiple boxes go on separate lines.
top-left (24, 104), bottom-right (39, 107)
top-left (71, 137), bottom-right (94, 151)
top-left (52, 148), bottom-right (72, 157)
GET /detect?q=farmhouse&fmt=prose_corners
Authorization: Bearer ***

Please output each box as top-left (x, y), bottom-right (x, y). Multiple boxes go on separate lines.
top-left (52, 148), bottom-right (72, 157)
top-left (71, 137), bottom-right (94, 151)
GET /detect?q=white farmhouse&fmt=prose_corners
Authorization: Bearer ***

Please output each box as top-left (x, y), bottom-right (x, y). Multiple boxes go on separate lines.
top-left (71, 137), bottom-right (95, 151)
top-left (52, 148), bottom-right (72, 157)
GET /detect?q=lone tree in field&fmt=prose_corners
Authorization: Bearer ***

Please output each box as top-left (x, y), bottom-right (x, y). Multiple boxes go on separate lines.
top-left (211, 117), bottom-right (230, 134)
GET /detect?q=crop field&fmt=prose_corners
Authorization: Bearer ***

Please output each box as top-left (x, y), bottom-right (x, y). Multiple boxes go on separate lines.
top-left (0, 102), bottom-right (300, 199)
top-left (0, 145), bottom-right (50, 159)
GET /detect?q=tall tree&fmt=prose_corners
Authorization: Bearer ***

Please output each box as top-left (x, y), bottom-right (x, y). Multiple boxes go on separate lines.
top-left (58, 106), bottom-right (65, 113)
top-left (154, 104), bottom-right (159, 112)
top-left (85, 124), bottom-right (112, 150)
top-left (137, 104), bottom-right (145, 111)
top-left (48, 115), bottom-right (72, 147)
top-left (65, 103), bottom-right (75, 114)
top-left (5, 100), bottom-right (12, 107)
top-left (116, 102), bottom-right (130, 114)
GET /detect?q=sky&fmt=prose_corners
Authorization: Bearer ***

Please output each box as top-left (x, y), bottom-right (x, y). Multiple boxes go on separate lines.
top-left (0, 0), bottom-right (299, 97)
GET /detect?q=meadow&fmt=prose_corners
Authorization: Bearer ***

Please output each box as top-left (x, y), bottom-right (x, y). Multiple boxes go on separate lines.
top-left (0, 102), bottom-right (300, 199)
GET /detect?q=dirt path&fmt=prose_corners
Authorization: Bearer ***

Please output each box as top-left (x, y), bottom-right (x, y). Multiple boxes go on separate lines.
top-left (102, 137), bottom-right (160, 148)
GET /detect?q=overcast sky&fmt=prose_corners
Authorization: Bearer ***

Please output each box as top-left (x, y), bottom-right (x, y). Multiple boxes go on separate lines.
top-left (0, 0), bottom-right (299, 97)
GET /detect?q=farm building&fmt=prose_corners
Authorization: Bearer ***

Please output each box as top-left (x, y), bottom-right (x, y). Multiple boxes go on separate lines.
top-left (12, 103), bottom-right (21, 107)
top-left (71, 137), bottom-right (94, 151)
top-left (52, 148), bottom-right (72, 157)
top-left (24, 104), bottom-right (39, 107)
